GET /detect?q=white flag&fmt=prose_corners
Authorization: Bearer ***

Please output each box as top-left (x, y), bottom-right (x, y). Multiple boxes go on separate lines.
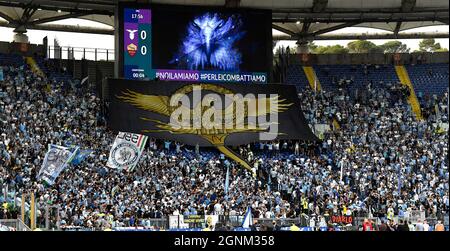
top-left (107, 132), bottom-right (148, 171)
top-left (38, 144), bottom-right (79, 185)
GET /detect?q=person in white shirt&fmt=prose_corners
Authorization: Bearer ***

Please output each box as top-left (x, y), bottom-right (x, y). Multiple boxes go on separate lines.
top-left (294, 142), bottom-right (299, 155)
top-left (319, 217), bottom-right (327, 228)
top-left (309, 216), bottom-right (316, 229)
top-left (214, 202), bottom-right (222, 215)
top-left (274, 142), bottom-right (280, 151)
top-left (423, 220), bottom-right (430, 231)
top-left (346, 208), bottom-right (352, 216)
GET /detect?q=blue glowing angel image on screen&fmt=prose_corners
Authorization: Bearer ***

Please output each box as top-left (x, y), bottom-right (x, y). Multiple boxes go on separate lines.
top-left (170, 13), bottom-right (246, 71)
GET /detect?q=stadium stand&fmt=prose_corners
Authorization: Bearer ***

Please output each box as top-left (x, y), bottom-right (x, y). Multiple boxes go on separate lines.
top-left (285, 64), bottom-right (310, 91)
top-left (0, 53), bottom-right (25, 68)
top-left (1, 53), bottom-right (448, 231)
top-left (286, 62), bottom-right (449, 99)
top-left (405, 63), bottom-right (449, 98)
top-left (313, 64), bottom-right (400, 92)
top-left (34, 56), bottom-right (73, 86)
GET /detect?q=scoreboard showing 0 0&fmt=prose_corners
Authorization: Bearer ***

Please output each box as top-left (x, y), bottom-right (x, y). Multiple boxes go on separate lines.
top-left (119, 4), bottom-right (271, 83)
top-left (123, 8), bottom-right (153, 80)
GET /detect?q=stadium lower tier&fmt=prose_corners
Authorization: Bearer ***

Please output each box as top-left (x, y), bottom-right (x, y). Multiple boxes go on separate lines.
top-left (0, 57), bottom-right (448, 231)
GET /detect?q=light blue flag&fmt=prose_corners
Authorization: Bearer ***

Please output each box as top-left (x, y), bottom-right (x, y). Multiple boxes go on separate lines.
top-left (225, 165), bottom-right (230, 195)
top-left (71, 149), bottom-right (94, 166)
top-left (38, 144), bottom-right (79, 185)
top-left (241, 206), bottom-right (253, 229)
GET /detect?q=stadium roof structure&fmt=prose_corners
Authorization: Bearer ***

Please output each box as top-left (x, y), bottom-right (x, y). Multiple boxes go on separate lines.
top-left (0, 0), bottom-right (448, 41)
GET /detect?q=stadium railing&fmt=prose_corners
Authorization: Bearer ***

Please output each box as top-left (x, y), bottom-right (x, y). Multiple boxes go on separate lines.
top-left (254, 217), bottom-right (308, 227)
top-left (129, 216), bottom-right (309, 230)
top-left (139, 218), bottom-right (169, 229)
top-left (49, 214), bottom-right (450, 231)
top-left (60, 226), bottom-right (97, 231)
top-left (0, 219), bottom-right (31, 231)
top-left (47, 45), bottom-right (114, 62)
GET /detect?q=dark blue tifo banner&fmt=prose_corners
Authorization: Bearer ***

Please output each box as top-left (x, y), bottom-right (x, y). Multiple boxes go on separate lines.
top-left (106, 78), bottom-right (317, 146)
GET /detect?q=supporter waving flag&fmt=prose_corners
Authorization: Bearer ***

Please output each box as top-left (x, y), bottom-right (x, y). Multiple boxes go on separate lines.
top-left (37, 144), bottom-right (79, 186)
top-left (106, 132), bottom-right (148, 171)
top-left (71, 149), bottom-right (94, 166)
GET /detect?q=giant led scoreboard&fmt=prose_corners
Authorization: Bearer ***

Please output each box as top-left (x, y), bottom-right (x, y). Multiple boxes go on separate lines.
top-left (118, 3), bottom-right (272, 83)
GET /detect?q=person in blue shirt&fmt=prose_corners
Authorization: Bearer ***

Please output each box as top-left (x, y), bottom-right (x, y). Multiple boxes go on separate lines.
top-left (164, 141), bottom-right (171, 150)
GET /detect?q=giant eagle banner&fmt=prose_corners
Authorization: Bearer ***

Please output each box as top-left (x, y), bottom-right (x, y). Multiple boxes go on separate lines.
top-left (106, 78), bottom-right (318, 171)
top-left (106, 131), bottom-right (148, 171)
top-left (38, 144), bottom-right (79, 185)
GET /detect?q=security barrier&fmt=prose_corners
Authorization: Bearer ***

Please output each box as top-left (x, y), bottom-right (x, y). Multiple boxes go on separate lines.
top-left (0, 219), bottom-right (31, 231)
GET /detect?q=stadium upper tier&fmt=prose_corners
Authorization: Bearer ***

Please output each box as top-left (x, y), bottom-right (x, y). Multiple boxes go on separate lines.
top-left (286, 63), bottom-right (449, 97)
top-left (0, 53), bottom-right (24, 67)
top-left (405, 63), bottom-right (449, 97)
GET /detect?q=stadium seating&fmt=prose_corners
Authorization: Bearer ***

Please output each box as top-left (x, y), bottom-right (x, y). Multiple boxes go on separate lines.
top-left (313, 64), bottom-right (400, 91)
top-left (0, 53), bottom-right (25, 67)
top-left (1, 52), bottom-right (448, 232)
top-left (404, 63), bottom-right (449, 98)
top-left (285, 63), bottom-right (401, 93)
top-left (34, 56), bottom-right (73, 85)
top-left (285, 63), bottom-right (449, 103)
top-left (285, 65), bottom-right (310, 91)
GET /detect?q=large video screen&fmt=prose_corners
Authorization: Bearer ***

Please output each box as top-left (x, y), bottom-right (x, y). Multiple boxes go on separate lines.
top-left (119, 4), bottom-right (272, 83)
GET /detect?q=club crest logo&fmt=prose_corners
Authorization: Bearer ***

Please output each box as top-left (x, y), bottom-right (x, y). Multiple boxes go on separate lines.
top-left (126, 29), bottom-right (138, 40)
top-left (111, 142), bottom-right (139, 168)
top-left (127, 43), bottom-right (138, 57)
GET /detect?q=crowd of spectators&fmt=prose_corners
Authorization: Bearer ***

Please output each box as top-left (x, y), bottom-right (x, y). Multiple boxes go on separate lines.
top-left (0, 60), bottom-right (448, 230)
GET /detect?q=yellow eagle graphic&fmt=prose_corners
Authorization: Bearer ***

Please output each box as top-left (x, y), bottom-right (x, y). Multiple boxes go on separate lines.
top-left (116, 84), bottom-right (293, 173)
